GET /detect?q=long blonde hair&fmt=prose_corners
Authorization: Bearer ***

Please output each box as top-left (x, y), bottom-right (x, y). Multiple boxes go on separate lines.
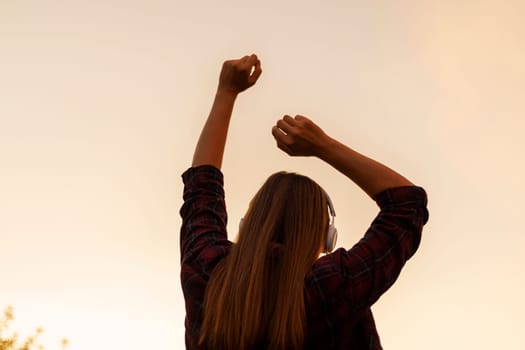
top-left (199, 171), bottom-right (329, 349)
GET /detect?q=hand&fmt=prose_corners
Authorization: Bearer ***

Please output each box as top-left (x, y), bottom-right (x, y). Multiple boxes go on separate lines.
top-left (272, 115), bottom-right (330, 157)
top-left (217, 54), bottom-right (262, 94)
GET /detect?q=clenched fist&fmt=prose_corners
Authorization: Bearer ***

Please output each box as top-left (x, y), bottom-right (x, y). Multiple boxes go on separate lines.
top-left (272, 115), bottom-right (331, 157)
top-left (218, 54), bottom-right (262, 94)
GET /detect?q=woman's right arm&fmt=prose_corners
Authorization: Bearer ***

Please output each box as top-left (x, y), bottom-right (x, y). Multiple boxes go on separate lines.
top-left (271, 114), bottom-right (413, 198)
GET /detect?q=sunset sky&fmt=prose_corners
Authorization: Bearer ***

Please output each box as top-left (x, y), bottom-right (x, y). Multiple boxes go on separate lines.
top-left (1, 0), bottom-right (524, 349)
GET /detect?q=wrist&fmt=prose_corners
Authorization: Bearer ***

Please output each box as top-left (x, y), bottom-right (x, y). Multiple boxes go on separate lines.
top-left (315, 135), bottom-right (338, 159)
top-left (215, 88), bottom-right (238, 101)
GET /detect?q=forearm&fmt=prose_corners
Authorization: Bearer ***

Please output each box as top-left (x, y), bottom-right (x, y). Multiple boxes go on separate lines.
top-left (192, 90), bottom-right (237, 169)
top-left (317, 136), bottom-right (414, 198)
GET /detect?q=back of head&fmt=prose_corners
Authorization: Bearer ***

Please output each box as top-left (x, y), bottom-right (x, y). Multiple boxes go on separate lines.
top-left (238, 171), bottom-right (328, 262)
top-left (200, 171), bottom-right (329, 350)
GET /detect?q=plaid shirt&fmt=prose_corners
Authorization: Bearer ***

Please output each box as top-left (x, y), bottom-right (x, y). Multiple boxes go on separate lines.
top-left (180, 165), bottom-right (429, 349)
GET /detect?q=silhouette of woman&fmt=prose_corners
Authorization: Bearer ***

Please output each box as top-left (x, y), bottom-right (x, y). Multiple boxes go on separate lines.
top-left (180, 54), bottom-right (429, 349)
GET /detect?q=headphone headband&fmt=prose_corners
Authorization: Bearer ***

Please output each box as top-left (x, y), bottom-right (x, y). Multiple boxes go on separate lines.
top-left (324, 190), bottom-right (336, 220)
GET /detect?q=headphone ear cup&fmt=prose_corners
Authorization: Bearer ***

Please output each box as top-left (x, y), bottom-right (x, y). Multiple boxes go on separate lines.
top-left (323, 190), bottom-right (337, 253)
top-left (239, 218), bottom-right (244, 231)
top-left (325, 224), bottom-right (338, 253)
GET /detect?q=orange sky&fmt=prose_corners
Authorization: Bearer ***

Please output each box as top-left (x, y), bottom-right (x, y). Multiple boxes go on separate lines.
top-left (1, 1), bottom-right (524, 349)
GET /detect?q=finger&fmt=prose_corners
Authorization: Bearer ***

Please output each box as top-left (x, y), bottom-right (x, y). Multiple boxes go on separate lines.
top-left (272, 125), bottom-right (294, 146)
top-left (235, 56), bottom-right (250, 70)
top-left (240, 54), bottom-right (258, 71)
top-left (272, 127), bottom-right (293, 154)
top-left (247, 53), bottom-right (258, 64)
top-left (283, 114), bottom-right (298, 127)
top-left (272, 125), bottom-right (286, 142)
top-left (252, 59), bottom-right (261, 73)
top-left (294, 114), bottom-right (311, 127)
top-left (248, 60), bottom-right (262, 85)
top-left (276, 117), bottom-right (296, 135)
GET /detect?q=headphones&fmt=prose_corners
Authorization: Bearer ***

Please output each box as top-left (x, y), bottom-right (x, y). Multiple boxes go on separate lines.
top-left (239, 190), bottom-right (338, 253)
top-left (324, 191), bottom-right (338, 253)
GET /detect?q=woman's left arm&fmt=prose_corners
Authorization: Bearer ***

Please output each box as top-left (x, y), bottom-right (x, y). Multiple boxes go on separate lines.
top-left (192, 54), bottom-right (262, 169)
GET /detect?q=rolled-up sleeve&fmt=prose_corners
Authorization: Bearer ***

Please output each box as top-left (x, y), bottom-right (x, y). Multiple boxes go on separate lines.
top-left (179, 165), bottom-right (233, 348)
top-left (343, 186), bottom-right (429, 308)
top-left (306, 186), bottom-right (429, 324)
top-left (180, 165), bottom-right (232, 273)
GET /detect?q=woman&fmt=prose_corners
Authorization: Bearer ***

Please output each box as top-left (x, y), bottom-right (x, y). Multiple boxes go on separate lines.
top-left (180, 54), bottom-right (429, 349)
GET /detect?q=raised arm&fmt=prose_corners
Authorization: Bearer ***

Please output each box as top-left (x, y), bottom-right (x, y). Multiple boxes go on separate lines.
top-left (192, 54), bottom-right (262, 169)
top-left (273, 115), bottom-right (428, 315)
top-left (271, 115), bottom-right (413, 198)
